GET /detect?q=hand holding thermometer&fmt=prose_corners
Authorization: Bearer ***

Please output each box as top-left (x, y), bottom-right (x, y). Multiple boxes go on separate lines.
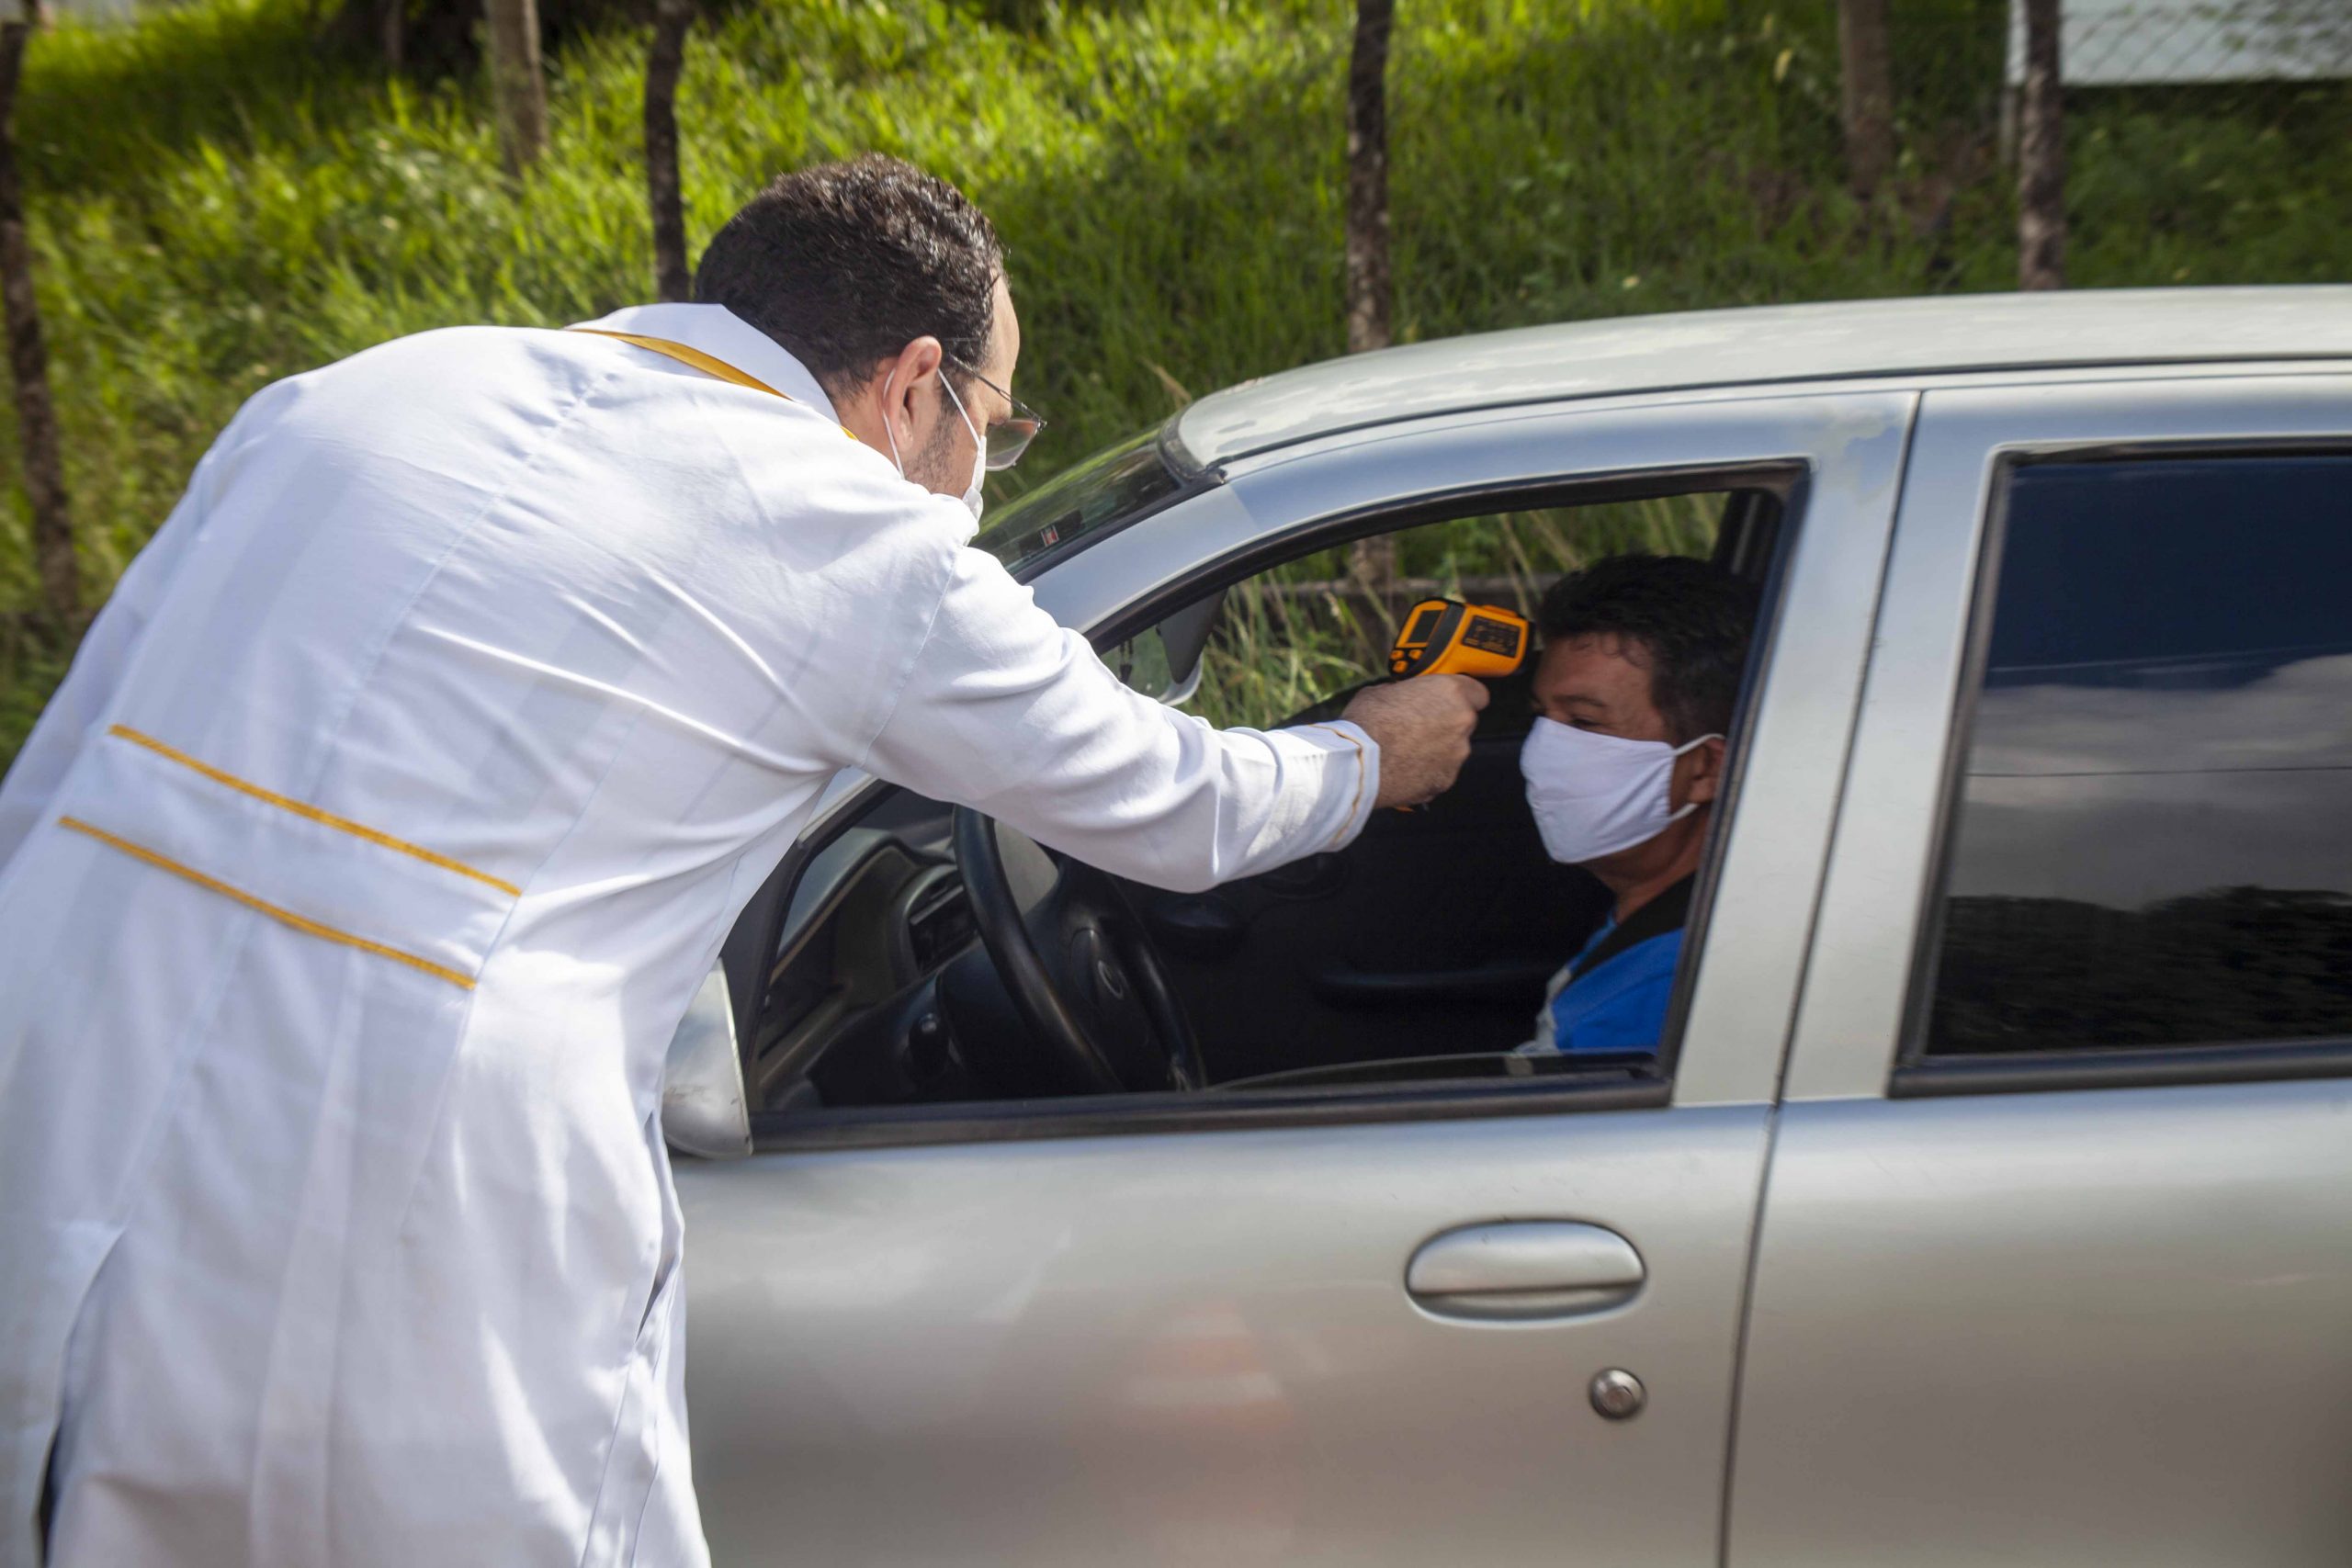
top-left (1376, 598), bottom-right (1528, 810)
top-left (1388, 597), bottom-right (1531, 681)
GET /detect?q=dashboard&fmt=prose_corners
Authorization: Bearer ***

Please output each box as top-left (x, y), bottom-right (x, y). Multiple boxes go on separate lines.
top-left (743, 792), bottom-right (1065, 1112)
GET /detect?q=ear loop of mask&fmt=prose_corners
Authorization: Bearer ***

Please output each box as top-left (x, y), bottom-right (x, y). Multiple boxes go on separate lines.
top-left (938, 372), bottom-right (983, 453)
top-left (881, 364), bottom-right (907, 477)
top-left (1660, 732), bottom-right (1724, 825)
top-left (881, 361), bottom-right (985, 479)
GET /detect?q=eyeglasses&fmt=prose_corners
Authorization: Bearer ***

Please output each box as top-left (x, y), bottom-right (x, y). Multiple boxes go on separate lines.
top-left (945, 354), bottom-right (1046, 470)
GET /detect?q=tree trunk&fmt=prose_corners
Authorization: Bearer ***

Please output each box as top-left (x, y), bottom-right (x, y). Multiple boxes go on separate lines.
top-left (1343, 0), bottom-right (1396, 624)
top-left (380, 0), bottom-right (404, 73)
top-left (1837, 0), bottom-right (1894, 197)
top-left (1343, 0), bottom-right (1394, 357)
top-left (2017, 0), bottom-right (2065, 289)
top-left (0, 18), bottom-right (74, 630)
top-left (483, 0), bottom-right (547, 179)
top-left (643, 0), bottom-right (693, 302)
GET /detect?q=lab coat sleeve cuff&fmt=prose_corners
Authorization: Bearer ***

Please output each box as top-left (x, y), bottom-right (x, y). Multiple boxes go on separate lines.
top-left (1284, 718), bottom-right (1381, 852)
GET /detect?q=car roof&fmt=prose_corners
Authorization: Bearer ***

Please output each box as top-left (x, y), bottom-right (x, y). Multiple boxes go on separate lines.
top-left (1171, 287), bottom-right (2352, 469)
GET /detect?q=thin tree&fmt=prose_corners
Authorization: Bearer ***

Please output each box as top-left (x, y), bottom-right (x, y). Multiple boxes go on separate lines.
top-left (0, 10), bottom-right (74, 630)
top-left (1837, 0), bottom-right (1894, 197)
top-left (484, 0), bottom-right (548, 178)
top-left (1343, 0), bottom-right (1397, 625)
top-left (643, 0), bottom-right (694, 301)
top-left (2017, 0), bottom-right (2065, 288)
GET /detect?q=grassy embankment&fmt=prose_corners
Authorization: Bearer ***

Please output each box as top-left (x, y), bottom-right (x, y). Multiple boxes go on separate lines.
top-left (6, 0), bottom-right (2348, 754)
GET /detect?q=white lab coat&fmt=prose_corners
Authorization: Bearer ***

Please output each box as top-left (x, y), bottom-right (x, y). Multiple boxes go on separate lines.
top-left (0, 304), bottom-right (1377, 1567)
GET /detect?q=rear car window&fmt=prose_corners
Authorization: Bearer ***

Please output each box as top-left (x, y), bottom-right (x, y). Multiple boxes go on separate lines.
top-left (1922, 454), bottom-right (2352, 1056)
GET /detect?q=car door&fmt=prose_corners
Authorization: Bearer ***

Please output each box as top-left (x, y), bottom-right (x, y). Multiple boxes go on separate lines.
top-left (674, 389), bottom-right (1914, 1567)
top-left (1728, 372), bottom-right (2352, 1565)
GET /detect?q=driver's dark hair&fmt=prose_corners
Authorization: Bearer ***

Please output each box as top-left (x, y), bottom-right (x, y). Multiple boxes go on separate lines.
top-left (1536, 553), bottom-right (1758, 742)
top-left (694, 154), bottom-right (1003, 400)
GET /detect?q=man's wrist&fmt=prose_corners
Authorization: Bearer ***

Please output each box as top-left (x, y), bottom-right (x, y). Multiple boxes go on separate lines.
top-left (1300, 719), bottom-right (1381, 848)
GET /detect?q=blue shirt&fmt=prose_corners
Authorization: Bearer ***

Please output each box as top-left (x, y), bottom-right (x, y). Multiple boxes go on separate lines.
top-left (1526, 876), bottom-right (1693, 1056)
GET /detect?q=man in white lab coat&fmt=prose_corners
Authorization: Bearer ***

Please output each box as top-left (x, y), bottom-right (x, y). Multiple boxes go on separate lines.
top-left (0, 154), bottom-right (1483, 1567)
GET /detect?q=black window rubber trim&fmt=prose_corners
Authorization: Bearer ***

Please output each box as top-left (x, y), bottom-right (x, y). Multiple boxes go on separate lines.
top-left (749, 1072), bottom-right (1670, 1154)
top-left (1894, 442), bottom-right (2352, 1077)
top-left (1891, 1037), bottom-right (2352, 1100)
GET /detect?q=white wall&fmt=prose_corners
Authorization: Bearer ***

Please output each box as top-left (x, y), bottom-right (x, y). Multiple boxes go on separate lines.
top-left (2007, 0), bottom-right (2352, 85)
top-left (46, 0), bottom-right (141, 22)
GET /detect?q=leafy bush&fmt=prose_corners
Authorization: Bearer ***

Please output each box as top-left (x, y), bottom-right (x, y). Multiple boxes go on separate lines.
top-left (6, 0), bottom-right (2350, 763)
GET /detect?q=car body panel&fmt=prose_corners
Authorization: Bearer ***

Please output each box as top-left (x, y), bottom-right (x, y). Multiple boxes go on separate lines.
top-left (1728, 1082), bottom-right (2352, 1567)
top-left (679, 386), bottom-right (1908, 1563)
top-left (685, 1107), bottom-right (1769, 1566)
top-left (673, 301), bottom-right (2352, 1564)
top-left (1732, 371), bottom-right (2352, 1565)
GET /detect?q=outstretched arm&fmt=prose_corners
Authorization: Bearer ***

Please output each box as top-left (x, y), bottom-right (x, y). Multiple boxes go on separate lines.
top-left (859, 545), bottom-right (1481, 894)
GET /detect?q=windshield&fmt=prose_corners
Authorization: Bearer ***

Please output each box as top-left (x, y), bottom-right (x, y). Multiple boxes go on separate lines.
top-left (976, 426), bottom-right (1194, 577)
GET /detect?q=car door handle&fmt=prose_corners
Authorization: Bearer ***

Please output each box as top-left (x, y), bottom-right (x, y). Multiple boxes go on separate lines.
top-left (1406, 1222), bottom-right (1645, 1322)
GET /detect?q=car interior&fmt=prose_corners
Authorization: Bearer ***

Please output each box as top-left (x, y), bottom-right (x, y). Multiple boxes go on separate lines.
top-left (715, 482), bottom-right (1784, 1128)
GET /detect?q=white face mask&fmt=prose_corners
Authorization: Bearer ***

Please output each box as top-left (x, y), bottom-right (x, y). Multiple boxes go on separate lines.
top-left (1520, 717), bottom-right (1721, 866)
top-left (880, 366), bottom-right (988, 524)
top-left (941, 371), bottom-right (986, 522)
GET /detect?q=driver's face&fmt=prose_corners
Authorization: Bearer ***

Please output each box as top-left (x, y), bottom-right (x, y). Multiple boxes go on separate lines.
top-left (1531, 633), bottom-right (1670, 742)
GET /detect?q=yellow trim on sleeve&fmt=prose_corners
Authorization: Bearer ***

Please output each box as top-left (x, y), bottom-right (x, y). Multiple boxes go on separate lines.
top-left (107, 726), bottom-right (521, 898)
top-left (1306, 723), bottom-right (1371, 846)
top-left (58, 817), bottom-right (478, 990)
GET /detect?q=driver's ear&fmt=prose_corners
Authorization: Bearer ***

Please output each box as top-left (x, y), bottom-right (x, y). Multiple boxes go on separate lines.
top-left (1681, 736), bottom-right (1727, 807)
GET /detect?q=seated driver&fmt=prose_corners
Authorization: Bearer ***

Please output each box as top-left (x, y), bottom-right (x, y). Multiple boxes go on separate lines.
top-left (1517, 553), bottom-right (1758, 1056)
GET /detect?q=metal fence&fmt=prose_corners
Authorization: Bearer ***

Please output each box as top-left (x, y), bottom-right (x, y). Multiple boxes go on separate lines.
top-left (2010, 0), bottom-right (2352, 85)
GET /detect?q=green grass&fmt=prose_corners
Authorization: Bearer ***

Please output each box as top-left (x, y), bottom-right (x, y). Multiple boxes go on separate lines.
top-left (1189, 492), bottom-right (1724, 730)
top-left (5, 0), bottom-right (2349, 763)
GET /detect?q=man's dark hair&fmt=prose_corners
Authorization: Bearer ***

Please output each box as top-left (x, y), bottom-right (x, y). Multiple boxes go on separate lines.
top-left (694, 154), bottom-right (1004, 399)
top-left (1536, 553), bottom-right (1759, 742)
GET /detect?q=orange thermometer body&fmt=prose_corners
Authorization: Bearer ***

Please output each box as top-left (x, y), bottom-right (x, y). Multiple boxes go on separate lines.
top-left (1387, 597), bottom-right (1531, 681)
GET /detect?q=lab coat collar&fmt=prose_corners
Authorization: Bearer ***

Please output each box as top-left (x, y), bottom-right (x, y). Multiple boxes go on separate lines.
top-left (571, 301), bottom-right (983, 546)
top-left (569, 303), bottom-right (842, 424)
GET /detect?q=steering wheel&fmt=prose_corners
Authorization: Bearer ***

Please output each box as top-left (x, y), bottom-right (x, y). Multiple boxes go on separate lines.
top-left (951, 807), bottom-right (1205, 1094)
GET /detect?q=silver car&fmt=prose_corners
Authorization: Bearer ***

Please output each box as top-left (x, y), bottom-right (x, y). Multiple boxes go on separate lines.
top-left (663, 288), bottom-right (2352, 1566)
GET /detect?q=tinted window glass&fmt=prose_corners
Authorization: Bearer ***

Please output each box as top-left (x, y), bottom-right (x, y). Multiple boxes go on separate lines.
top-left (1926, 455), bottom-right (2352, 1056)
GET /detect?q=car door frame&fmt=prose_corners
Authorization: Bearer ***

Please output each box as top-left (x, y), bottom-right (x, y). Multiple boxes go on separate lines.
top-left (734, 385), bottom-right (1920, 1145)
top-left (1782, 367), bottom-right (2352, 1105)
top-left (676, 386), bottom-right (1919, 1568)
top-left (1729, 367), bottom-right (2352, 1567)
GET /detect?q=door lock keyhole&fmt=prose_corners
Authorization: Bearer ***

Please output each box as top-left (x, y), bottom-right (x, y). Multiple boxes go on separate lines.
top-left (1589, 1368), bottom-right (1645, 1420)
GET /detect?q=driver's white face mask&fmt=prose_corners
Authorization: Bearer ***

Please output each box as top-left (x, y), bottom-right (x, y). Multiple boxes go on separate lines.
top-left (1520, 717), bottom-right (1721, 865)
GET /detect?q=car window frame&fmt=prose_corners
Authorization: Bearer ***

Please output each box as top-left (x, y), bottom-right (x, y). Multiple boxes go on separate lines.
top-left (745, 473), bottom-right (1758, 1153)
top-left (1897, 441), bottom-right (2352, 1096)
top-left (744, 389), bottom-right (1917, 1151)
top-left (1773, 371), bottom-right (2352, 1105)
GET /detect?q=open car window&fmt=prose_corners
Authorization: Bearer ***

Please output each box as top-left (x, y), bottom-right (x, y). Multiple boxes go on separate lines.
top-left (1191, 492), bottom-right (1728, 732)
top-left (738, 481), bottom-right (1780, 1134)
